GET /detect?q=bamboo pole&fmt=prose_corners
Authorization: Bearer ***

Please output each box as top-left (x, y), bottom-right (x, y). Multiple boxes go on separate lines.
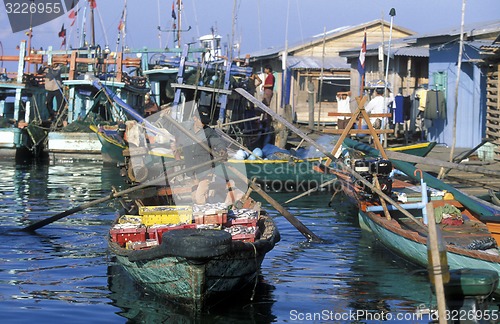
top-left (235, 87), bottom-right (427, 230)
top-left (438, 0), bottom-right (467, 180)
top-left (426, 202), bottom-right (448, 324)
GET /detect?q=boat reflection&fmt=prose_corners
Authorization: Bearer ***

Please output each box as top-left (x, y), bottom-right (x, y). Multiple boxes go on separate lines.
top-left (107, 262), bottom-right (277, 323)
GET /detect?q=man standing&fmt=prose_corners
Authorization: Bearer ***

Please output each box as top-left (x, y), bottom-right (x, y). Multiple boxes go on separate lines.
top-left (39, 63), bottom-right (64, 120)
top-left (262, 65), bottom-right (275, 107)
top-left (336, 91), bottom-right (351, 129)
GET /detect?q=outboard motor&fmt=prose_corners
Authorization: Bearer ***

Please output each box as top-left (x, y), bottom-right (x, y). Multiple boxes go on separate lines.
top-left (352, 158), bottom-right (392, 199)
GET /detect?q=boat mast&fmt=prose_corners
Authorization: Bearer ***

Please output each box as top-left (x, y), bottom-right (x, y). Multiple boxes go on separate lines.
top-left (80, 6), bottom-right (87, 47)
top-left (176, 0), bottom-right (182, 48)
top-left (90, 2), bottom-right (95, 47)
top-left (26, 0), bottom-right (34, 73)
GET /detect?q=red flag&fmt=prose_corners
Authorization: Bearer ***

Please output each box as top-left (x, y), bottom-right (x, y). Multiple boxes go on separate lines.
top-left (58, 24), bottom-right (66, 38)
top-left (118, 5), bottom-right (126, 33)
top-left (89, 0), bottom-right (97, 9)
top-left (357, 31), bottom-right (366, 77)
top-left (171, 1), bottom-right (176, 19)
top-left (59, 24), bottom-right (66, 48)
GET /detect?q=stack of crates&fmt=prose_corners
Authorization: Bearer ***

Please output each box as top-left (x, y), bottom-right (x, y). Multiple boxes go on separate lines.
top-left (110, 224), bottom-right (147, 247)
top-left (224, 209), bottom-right (259, 242)
top-left (193, 203), bottom-right (228, 225)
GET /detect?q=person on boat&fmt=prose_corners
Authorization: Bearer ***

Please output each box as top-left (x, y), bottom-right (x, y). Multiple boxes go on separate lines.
top-left (247, 71), bottom-right (262, 98)
top-left (144, 93), bottom-right (159, 117)
top-left (257, 65), bottom-right (275, 147)
top-left (262, 65), bottom-right (274, 107)
top-left (158, 106), bottom-right (229, 205)
top-left (39, 62), bottom-right (64, 120)
top-left (336, 90), bottom-right (351, 129)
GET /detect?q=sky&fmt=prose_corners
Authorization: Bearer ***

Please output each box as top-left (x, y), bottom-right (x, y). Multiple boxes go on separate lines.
top-left (1, 0), bottom-right (499, 63)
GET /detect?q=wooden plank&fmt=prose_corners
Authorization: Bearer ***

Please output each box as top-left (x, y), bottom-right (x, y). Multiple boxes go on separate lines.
top-left (171, 83), bottom-right (232, 95)
top-left (486, 122), bottom-right (500, 131)
top-left (322, 128), bottom-right (394, 134)
top-left (327, 112), bottom-right (391, 117)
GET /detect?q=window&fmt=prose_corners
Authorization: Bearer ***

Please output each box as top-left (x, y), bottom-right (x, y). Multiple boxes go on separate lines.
top-left (317, 77), bottom-right (350, 102)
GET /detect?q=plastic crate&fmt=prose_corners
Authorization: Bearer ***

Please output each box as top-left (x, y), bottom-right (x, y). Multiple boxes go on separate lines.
top-left (231, 233), bottom-right (256, 243)
top-left (126, 239), bottom-right (159, 250)
top-left (193, 212), bottom-right (228, 225)
top-left (138, 205), bottom-right (193, 226)
top-left (147, 223), bottom-right (197, 244)
top-left (110, 225), bottom-right (146, 247)
top-left (227, 218), bottom-right (258, 227)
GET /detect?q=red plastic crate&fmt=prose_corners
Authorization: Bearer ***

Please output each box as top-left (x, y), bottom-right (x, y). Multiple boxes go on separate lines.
top-left (194, 212), bottom-right (228, 225)
top-left (228, 218), bottom-right (258, 227)
top-left (110, 226), bottom-right (146, 247)
top-left (231, 232), bottom-right (256, 243)
top-left (147, 223), bottom-right (197, 244)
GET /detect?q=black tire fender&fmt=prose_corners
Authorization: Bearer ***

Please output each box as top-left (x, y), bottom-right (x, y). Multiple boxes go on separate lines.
top-left (162, 229), bottom-right (232, 259)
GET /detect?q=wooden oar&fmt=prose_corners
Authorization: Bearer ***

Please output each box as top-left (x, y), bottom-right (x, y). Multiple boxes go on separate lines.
top-left (283, 178), bottom-right (338, 205)
top-left (159, 112), bottom-right (323, 242)
top-left (235, 87), bottom-right (427, 230)
top-left (20, 158), bottom-right (222, 232)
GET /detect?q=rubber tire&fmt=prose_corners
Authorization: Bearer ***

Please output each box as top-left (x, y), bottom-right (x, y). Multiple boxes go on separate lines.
top-left (162, 229), bottom-right (232, 259)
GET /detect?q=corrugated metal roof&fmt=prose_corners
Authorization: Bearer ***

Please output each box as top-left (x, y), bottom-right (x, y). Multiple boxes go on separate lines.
top-left (248, 19), bottom-right (415, 60)
top-left (416, 20), bottom-right (500, 40)
top-left (392, 46), bottom-right (429, 57)
top-left (285, 56), bottom-right (349, 70)
top-left (465, 40), bottom-right (494, 50)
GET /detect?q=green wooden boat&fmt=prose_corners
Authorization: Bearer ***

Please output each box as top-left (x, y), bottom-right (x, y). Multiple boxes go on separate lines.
top-left (93, 123), bottom-right (437, 191)
top-left (330, 138), bottom-right (500, 297)
top-left (107, 195), bottom-right (280, 310)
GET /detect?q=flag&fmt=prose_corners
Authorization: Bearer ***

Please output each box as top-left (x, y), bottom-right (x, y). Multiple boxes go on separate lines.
top-left (58, 24), bottom-right (66, 38)
top-left (118, 3), bottom-right (127, 35)
top-left (89, 0), bottom-right (97, 9)
top-left (171, 1), bottom-right (176, 19)
top-left (357, 31), bottom-right (366, 77)
top-left (68, 0), bottom-right (78, 26)
top-left (59, 24), bottom-right (66, 47)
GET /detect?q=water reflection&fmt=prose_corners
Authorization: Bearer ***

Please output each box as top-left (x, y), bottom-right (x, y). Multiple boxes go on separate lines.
top-left (0, 162), bottom-right (435, 322)
top-left (107, 263), bottom-right (277, 323)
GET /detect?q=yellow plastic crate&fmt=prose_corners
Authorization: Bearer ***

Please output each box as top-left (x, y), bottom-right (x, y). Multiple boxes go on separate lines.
top-left (138, 205), bottom-right (193, 226)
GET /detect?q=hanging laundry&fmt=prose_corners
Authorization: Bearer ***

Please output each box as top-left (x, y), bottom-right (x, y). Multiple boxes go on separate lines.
top-left (415, 88), bottom-right (427, 112)
top-left (424, 90), bottom-right (446, 120)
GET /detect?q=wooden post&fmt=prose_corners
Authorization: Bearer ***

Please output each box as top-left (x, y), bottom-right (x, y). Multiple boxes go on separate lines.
top-left (426, 202), bottom-right (447, 324)
top-left (69, 51), bottom-right (77, 80)
top-left (374, 175), bottom-right (391, 220)
top-left (116, 52), bottom-right (123, 82)
top-left (308, 80), bottom-right (315, 129)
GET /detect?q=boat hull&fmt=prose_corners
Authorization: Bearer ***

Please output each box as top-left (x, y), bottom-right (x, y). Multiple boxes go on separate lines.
top-left (114, 249), bottom-right (265, 309)
top-left (358, 210), bottom-right (500, 295)
top-left (108, 215), bottom-right (279, 309)
top-left (0, 126), bottom-right (47, 160)
top-left (47, 131), bottom-right (102, 162)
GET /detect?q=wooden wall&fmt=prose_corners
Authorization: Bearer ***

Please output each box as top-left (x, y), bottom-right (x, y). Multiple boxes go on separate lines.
top-left (486, 63), bottom-right (500, 160)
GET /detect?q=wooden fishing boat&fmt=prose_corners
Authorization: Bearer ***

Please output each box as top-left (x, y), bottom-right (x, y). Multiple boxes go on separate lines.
top-left (92, 118), bottom-right (436, 191)
top-left (328, 137), bottom-right (500, 296)
top-left (106, 193), bottom-right (280, 310)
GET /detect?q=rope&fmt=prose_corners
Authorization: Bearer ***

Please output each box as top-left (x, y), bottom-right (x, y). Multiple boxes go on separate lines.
top-left (249, 242), bottom-right (258, 301)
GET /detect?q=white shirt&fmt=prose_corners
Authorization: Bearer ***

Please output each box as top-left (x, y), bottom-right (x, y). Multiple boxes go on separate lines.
top-left (365, 95), bottom-right (393, 124)
top-left (336, 96), bottom-right (351, 119)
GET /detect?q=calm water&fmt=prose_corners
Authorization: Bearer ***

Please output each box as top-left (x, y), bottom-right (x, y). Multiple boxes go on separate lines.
top-left (0, 160), bottom-right (436, 323)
